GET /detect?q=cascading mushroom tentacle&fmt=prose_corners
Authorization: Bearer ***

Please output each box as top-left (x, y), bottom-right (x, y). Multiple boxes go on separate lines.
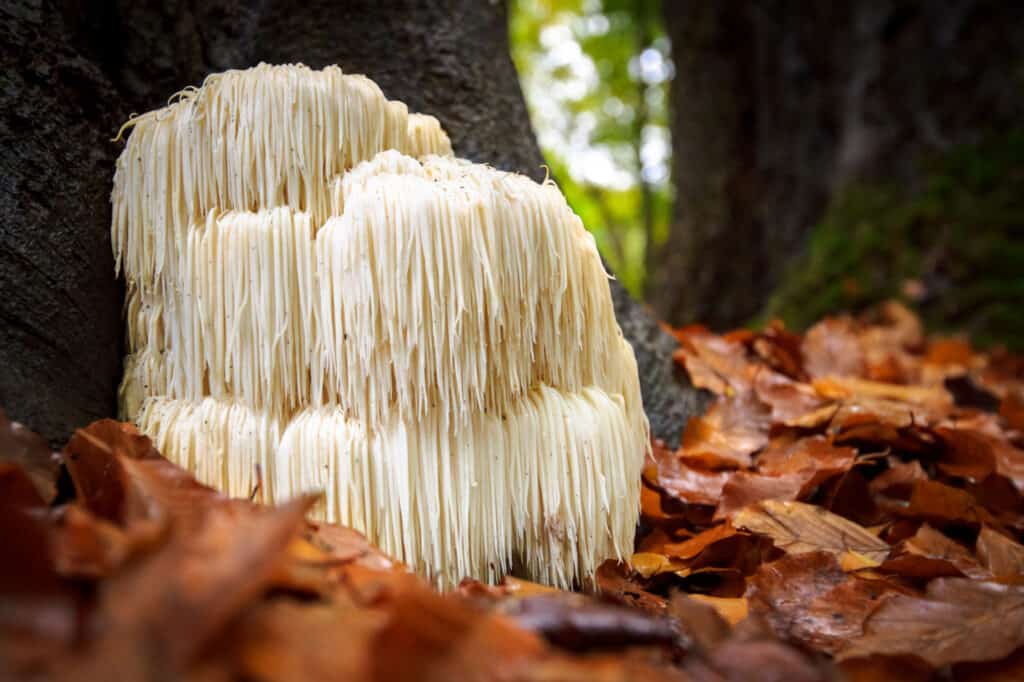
top-left (113, 63), bottom-right (648, 589)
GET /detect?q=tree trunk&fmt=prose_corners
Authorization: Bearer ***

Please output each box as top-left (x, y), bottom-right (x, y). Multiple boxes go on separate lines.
top-left (1, 0), bottom-right (704, 446)
top-left (651, 0), bottom-right (1024, 329)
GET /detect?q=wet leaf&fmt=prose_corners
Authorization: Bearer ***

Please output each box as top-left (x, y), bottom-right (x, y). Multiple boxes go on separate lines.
top-left (748, 552), bottom-right (898, 654)
top-left (0, 410), bottom-right (61, 504)
top-left (678, 396), bottom-right (770, 469)
top-left (652, 453), bottom-right (730, 508)
top-left (879, 524), bottom-right (989, 580)
top-left (802, 317), bottom-right (866, 380)
top-left (976, 527), bottom-right (1024, 578)
top-left (734, 500), bottom-right (890, 564)
top-left (683, 594), bottom-right (749, 627)
top-left (715, 471), bottom-right (808, 520)
top-left (752, 369), bottom-right (825, 423)
top-left (673, 329), bottom-right (754, 396)
top-left (501, 594), bottom-right (678, 653)
top-left (840, 579), bottom-right (1024, 667)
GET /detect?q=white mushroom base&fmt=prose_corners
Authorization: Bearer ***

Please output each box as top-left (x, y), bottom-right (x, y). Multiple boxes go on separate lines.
top-left (137, 383), bottom-right (643, 589)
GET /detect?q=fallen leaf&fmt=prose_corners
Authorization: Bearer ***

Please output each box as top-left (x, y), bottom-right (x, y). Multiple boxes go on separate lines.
top-left (595, 561), bottom-right (667, 615)
top-left (802, 317), bottom-right (866, 380)
top-left (715, 471), bottom-right (809, 520)
top-left (678, 396), bottom-right (770, 469)
top-left (652, 454), bottom-right (730, 508)
top-left (644, 523), bottom-right (774, 576)
top-left (879, 524), bottom-right (989, 580)
top-left (0, 410), bottom-right (61, 503)
top-left (880, 479), bottom-right (996, 528)
top-left (838, 654), bottom-right (935, 682)
top-left (813, 376), bottom-right (949, 410)
top-left (840, 579), bottom-right (1024, 667)
top-left (674, 330), bottom-right (754, 396)
top-left (976, 527), bottom-right (1024, 578)
top-left (501, 594), bottom-right (678, 653)
top-left (753, 370), bottom-right (825, 424)
top-left (747, 552), bottom-right (898, 654)
top-left (734, 500), bottom-right (890, 564)
top-left (1001, 391), bottom-right (1024, 431)
top-left (684, 594), bottom-right (749, 627)
top-left (868, 459), bottom-right (928, 496)
top-left (668, 593), bottom-right (731, 650)
top-left (757, 435), bottom-right (857, 479)
top-left (952, 647), bottom-right (1024, 682)
top-left (749, 321), bottom-right (807, 381)
top-left (629, 552), bottom-right (680, 579)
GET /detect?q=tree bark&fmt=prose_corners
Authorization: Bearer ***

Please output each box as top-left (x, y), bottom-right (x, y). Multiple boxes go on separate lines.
top-left (1, 0), bottom-right (704, 446)
top-left (651, 0), bottom-right (1024, 329)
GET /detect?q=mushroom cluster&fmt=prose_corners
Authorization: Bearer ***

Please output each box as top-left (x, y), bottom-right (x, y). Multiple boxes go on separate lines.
top-left (112, 63), bottom-right (648, 588)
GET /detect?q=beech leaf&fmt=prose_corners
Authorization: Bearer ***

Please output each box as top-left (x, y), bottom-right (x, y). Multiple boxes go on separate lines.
top-left (840, 579), bottom-right (1024, 667)
top-left (733, 500), bottom-right (890, 564)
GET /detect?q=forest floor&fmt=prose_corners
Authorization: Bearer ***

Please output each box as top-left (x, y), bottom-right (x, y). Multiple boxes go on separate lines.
top-left (3, 301), bottom-right (1023, 681)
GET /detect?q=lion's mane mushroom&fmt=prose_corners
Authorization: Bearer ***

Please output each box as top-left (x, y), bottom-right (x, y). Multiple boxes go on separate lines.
top-left (112, 63), bottom-right (648, 588)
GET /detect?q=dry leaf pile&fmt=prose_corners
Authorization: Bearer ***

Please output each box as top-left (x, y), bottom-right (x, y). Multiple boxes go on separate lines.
top-left (1, 414), bottom-right (837, 681)
top-left (2, 301), bottom-right (1023, 681)
top-left (604, 301), bottom-right (1024, 680)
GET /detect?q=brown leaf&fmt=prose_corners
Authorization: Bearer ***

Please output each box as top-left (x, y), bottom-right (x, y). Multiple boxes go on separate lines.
top-left (1001, 390), bottom-right (1024, 431)
top-left (879, 524), bottom-right (989, 580)
top-left (715, 471), bottom-right (808, 520)
top-left (838, 654), bottom-right (935, 682)
top-left (368, 576), bottom-right (549, 682)
top-left (802, 317), bottom-right (867, 380)
top-left (652, 453), bottom-right (730, 508)
top-left (813, 376), bottom-right (952, 414)
top-left (734, 500), bottom-right (890, 564)
top-left (747, 552), bottom-right (898, 654)
top-left (0, 469), bottom-right (78, 645)
top-left (840, 579), bottom-right (1024, 667)
top-left (595, 561), bottom-right (668, 615)
top-left (668, 592), bottom-right (731, 650)
top-left (868, 458), bottom-right (928, 496)
top-left (501, 594), bottom-right (678, 653)
top-left (50, 504), bottom-right (161, 579)
top-left (644, 523), bottom-right (774, 576)
top-left (752, 369), bottom-right (827, 424)
top-left (757, 435), bottom-right (857, 479)
top-left (880, 479), bottom-right (996, 528)
top-left (678, 396), bottom-right (770, 469)
top-left (674, 330), bottom-right (753, 396)
top-left (234, 599), bottom-right (385, 681)
top-left (0, 411), bottom-right (61, 504)
top-left (976, 527), bottom-right (1024, 578)
top-left (704, 636), bottom-right (837, 682)
top-left (953, 647), bottom-right (1024, 682)
top-left (684, 594), bottom-right (749, 628)
top-left (937, 427), bottom-right (1000, 483)
top-left (0, 462), bottom-right (46, 510)
top-left (749, 321), bottom-right (808, 381)
top-left (88, 495), bottom-right (316, 674)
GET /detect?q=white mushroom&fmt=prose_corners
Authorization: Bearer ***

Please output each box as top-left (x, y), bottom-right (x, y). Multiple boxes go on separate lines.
top-left (113, 63), bottom-right (648, 588)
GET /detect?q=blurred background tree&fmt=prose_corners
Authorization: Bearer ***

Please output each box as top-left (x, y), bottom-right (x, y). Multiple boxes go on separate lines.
top-left (511, 0), bottom-right (1024, 348)
top-left (511, 0), bottom-right (671, 296)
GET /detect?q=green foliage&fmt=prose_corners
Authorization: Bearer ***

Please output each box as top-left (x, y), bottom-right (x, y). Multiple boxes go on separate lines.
top-left (765, 131), bottom-right (1024, 349)
top-left (510, 0), bottom-right (671, 296)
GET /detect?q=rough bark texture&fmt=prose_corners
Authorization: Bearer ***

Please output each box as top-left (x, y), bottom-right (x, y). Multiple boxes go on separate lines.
top-left (651, 0), bottom-right (1024, 329)
top-left (1, 0), bottom-right (702, 446)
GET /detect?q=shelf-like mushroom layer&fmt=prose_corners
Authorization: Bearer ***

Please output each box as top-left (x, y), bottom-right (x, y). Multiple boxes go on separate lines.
top-left (114, 63), bottom-right (648, 589)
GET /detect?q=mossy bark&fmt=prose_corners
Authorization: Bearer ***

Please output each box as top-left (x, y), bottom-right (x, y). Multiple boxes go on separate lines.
top-left (651, 0), bottom-right (1024, 330)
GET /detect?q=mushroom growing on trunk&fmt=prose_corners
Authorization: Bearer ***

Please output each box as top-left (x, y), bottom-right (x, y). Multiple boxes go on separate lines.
top-left (112, 63), bottom-right (648, 588)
